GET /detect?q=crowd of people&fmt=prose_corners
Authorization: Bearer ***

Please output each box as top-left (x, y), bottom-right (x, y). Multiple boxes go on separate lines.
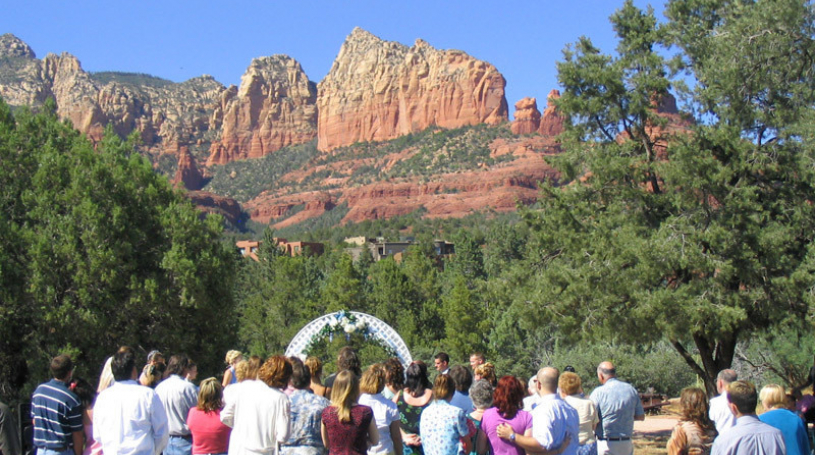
top-left (2, 348), bottom-right (814, 455)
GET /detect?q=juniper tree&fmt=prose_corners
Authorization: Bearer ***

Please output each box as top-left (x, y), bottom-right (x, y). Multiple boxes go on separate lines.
top-left (520, 0), bottom-right (815, 395)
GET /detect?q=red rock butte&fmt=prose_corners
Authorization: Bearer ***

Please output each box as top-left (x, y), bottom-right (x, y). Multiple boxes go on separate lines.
top-left (316, 28), bottom-right (509, 151)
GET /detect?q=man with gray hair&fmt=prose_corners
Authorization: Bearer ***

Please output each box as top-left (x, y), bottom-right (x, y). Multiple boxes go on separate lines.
top-left (590, 361), bottom-right (644, 455)
top-left (709, 369), bottom-right (738, 434)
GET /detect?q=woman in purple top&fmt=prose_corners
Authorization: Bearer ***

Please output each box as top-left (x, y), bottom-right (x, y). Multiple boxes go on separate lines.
top-left (480, 376), bottom-right (534, 455)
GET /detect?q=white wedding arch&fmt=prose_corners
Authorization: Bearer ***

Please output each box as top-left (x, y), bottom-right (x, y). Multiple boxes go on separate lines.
top-left (285, 311), bottom-right (413, 369)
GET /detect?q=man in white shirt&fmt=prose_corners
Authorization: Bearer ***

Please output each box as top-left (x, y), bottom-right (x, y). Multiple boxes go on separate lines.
top-left (709, 369), bottom-right (738, 435)
top-left (497, 367), bottom-right (579, 455)
top-left (154, 355), bottom-right (198, 455)
top-left (93, 346), bottom-right (168, 455)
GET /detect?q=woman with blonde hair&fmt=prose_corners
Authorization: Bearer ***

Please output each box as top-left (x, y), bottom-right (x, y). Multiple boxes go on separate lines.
top-left (473, 363), bottom-right (496, 387)
top-left (558, 372), bottom-right (597, 455)
top-left (306, 356), bottom-right (330, 398)
top-left (359, 364), bottom-right (403, 455)
top-left (419, 375), bottom-right (470, 455)
top-left (321, 370), bottom-right (379, 454)
top-left (666, 387), bottom-right (716, 455)
top-left (759, 384), bottom-right (810, 455)
top-left (187, 377), bottom-right (231, 455)
top-left (222, 350), bottom-right (243, 387)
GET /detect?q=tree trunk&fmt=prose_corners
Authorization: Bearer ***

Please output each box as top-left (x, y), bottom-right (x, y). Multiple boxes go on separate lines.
top-left (670, 331), bottom-right (738, 397)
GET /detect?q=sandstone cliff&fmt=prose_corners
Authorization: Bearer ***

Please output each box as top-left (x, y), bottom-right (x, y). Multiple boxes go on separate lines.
top-left (172, 146), bottom-right (205, 190)
top-left (206, 56), bottom-right (317, 166)
top-left (538, 89), bottom-right (564, 136)
top-left (0, 34), bottom-right (225, 152)
top-left (511, 97), bottom-right (541, 135)
top-left (316, 28), bottom-right (508, 151)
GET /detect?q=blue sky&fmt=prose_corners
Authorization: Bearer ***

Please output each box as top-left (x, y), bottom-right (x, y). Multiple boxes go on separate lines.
top-left (2, 0), bottom-right (664, 118)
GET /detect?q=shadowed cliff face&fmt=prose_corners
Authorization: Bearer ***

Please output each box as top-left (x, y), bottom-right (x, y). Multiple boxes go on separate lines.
top-left (316, 27), bottom-right (509, 151)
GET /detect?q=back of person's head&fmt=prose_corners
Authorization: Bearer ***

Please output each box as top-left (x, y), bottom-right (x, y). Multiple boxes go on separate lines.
top-left (289, 356), bottom-right (311, 390)
top-left (197, 377), bottom-right (224, 412)
top-left (470, 379), bottom-right (494, 410)
top-left (165, 354), bottom-right (189, 377)
top-left (330, 370), bottom-right (360, 422)
top-left (360, 364), bottom-right (386, 395)
top-left (494, 376), bottom-right (524, 418)
top-left (147, 350), bottom-right (164, 364)
top-left (680, 387), bottom-right (715, 431)
top-left (717, 369), bottom-right (737, 385)
top-left (384, 358), bottom-right (404, 391)
top-left (305, 356), bottom-right (323, 380)
top-left (225, 350), bottom-right (243, 366)
top-left (727, 381), bottom-right (758, 415)
top-left (405, 361), bottom-right (431, 395)
top-left (433, 374), bottom-right (455, 401)
top-left (97, 356), bottom-right (114, 393)
top-left (759, 384), bottom-right (787, 410)
top-left (597, 361), bottom-right (616, 378)
top-left (50, 354), bottom-right (73, 381)
top-left (69, 377), bottom-right (96, 408)
top-left (259, 355), bottom-right (292, 389)
top-left (474, 362), bottom-right (497, 386)
top-left (337, 347), bottom-right (361, 377)
top-left (558, 372), bottom-right (582, 396)
top-left (245, 355), bottom-right (263, 380)
top-left (234, 360), bottom-right (249, 382)
top-left (111, 346), bottom-right (137, 382)
top-left (449, 365), bottom-right (472, 393)
top-left (537, 367), bottom-right (559, 394)
top-left (435, 352), bottom-right (450, 364)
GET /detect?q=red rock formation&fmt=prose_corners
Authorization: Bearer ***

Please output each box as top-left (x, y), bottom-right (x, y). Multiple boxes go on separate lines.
top-left (243, 135), bottom-right (563, 228)
top-left (316, 28), bottom-right (508, 151)
top-left (186, 191), bottom-right (242, 225)
top-left (538, 90), bottom-right (564, 136)
top-left (511, 97), bottom-right (541, 135)
top-left (172, 146), bottom-right (205, 190)
top-left (207, 56), bottom-right (317, 166)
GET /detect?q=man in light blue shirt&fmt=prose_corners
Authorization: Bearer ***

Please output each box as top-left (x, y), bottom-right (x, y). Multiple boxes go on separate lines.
top-left (496, 367), bottom-right (579, 455)
top-left (711, 381), bottom-right (785, 455)
top-left (589, 361), bottom-right (644, 455)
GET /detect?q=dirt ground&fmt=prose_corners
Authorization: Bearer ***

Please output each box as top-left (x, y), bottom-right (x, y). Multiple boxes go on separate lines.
top-left (633, 414), bottom-right (678, 454)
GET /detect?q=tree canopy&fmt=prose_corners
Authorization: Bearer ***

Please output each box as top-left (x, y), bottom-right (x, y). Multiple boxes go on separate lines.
top-left (0, 98), bottom-right (237, 399)
top-left (519, 0), bottom-right (815, 395)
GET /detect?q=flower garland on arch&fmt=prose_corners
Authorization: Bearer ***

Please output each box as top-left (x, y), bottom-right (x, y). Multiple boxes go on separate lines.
top-left (303, 310), bottom-right (395, 358)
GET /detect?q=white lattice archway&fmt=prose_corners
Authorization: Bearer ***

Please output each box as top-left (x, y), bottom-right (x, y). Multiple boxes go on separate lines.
top-left (285, 311), bottom-right (413, 369)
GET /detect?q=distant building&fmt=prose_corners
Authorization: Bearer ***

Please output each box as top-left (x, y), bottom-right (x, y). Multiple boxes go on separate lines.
top-left (343, 237), bottom-right (454, 262)
top-left (235, 238), bottom-right (324, 261)
top-left (236, 240), bottom-right (261, 261)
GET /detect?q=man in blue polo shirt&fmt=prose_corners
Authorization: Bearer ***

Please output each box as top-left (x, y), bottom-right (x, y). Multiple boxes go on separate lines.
top-left (30, 355), bottom-right (83, 455)
top-left (590, 361), bottom-right (645, 455)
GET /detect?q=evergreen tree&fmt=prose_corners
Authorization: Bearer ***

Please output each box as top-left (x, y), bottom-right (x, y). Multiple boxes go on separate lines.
top-left (521, 0), bottom-right (815, 394)
top-left (0, 99), bottom-right (237, 398)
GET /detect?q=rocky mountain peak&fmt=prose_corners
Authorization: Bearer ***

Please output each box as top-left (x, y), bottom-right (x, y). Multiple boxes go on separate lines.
top-left (206, 54), bottom-right (318, 165)
top-left (0, 33), bottom-right (36, 59)
top-left (317, 28), bottom-right (508, 151)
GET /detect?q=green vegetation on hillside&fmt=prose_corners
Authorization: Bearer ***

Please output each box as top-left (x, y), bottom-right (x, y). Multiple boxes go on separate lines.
top-left (90, 71), bottom-right (175, 88)
top-left (203, 123), bottom-right (518, 205)
top-left (202, 140), bottom-right (321, 202)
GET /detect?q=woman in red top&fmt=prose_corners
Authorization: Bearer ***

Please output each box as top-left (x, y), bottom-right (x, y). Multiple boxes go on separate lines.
top-left (321, 370), bottom-right (379, 455)
top-left (187, 377), bottom-right (232, 455)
